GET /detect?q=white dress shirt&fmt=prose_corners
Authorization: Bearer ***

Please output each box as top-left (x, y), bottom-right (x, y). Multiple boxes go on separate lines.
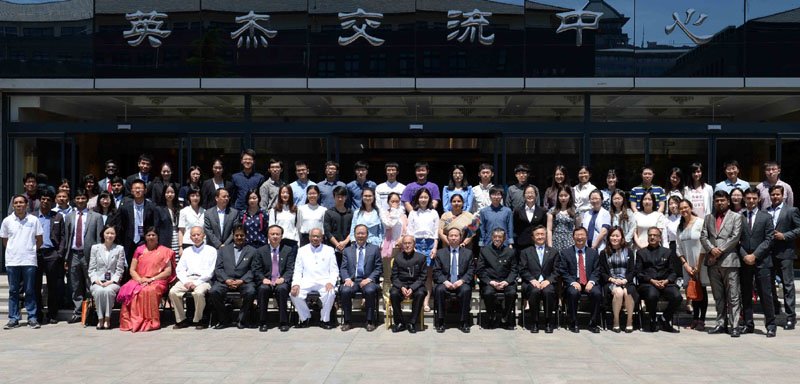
top-left (407, 208), bottom-right (439, 240)
top-left (293, 243), bottom-right (338, 289)
top-left (175, 244), bottom-right (218, 286)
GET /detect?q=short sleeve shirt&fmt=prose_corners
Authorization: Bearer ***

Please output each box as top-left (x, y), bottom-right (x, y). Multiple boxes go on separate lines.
top-left (0, 213), bottom-right (43, 266)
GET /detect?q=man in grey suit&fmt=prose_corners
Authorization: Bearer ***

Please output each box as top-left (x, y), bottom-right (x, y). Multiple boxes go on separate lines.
top-left (518, 226), bottom-right (558, 333)
top-left (339, 224), bottom-right (381, 332)
top-left (63, 188), bottom-right (103, 324)
top-left (253, 225), bottom-right (296, 332)
top-left (432, 227), bottom-right (474, 333)
top-left (204, 188), bottom-right (239, 249)
top-left (209, 224), bottom-right (257, 329)
top-left (701, 190), bottom-right (744, 337)
top-left (740, 188), bottom-right (776, 337)
top-left (766, 185), bottom-right (800, 330)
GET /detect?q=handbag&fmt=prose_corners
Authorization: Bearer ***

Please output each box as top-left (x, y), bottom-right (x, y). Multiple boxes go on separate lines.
top-left (686, 279), bottom-right (702, 301)
top-left (81, 298), bottom-right (97, 327)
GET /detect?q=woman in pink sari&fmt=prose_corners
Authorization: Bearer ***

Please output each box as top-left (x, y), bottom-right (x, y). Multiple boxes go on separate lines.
top-left (117, 227), bottom-right (175, 332)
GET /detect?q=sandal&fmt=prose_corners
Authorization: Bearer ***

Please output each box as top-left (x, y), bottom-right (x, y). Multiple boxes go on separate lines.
top-left (423, 305), bottom-right (431, 312)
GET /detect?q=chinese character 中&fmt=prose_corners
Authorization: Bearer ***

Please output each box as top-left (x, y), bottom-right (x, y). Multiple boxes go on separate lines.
top-left (231, 11), bottom-right (277, 49)
top-left (665, 8), bottom-right (712, 45)
top-left (123, 10), bottom-right (171, 48)
top-left (447, 9), bottom-right (495, 45)
top-left (555, 10), bottom-right (603, 47)
top-left (338, 8), bottom-right (385, 47)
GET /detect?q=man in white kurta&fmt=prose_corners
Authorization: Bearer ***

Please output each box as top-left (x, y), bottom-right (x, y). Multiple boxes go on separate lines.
top-left (290, 228), bottom-right (339, 328)
top-left (169, 226), bottom-right (217, 328)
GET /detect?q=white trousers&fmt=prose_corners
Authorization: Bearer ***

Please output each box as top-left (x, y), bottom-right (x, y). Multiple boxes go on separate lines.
top-left (290, 283), bottom-right (336, 322)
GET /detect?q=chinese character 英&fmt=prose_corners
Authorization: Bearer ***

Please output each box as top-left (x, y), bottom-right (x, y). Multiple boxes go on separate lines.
top-left (338, 8), bottom-right (384, 47)
top-left (447, 9), bottom-right (495, 45)
top-left (231, 11), bottom-right (277, 49)
top-left (665, 8), bottom-right (712, 45)
top-left (123, 10), bottom-right (171, 48)
top-left (555, 10), bottom-right (603, 47)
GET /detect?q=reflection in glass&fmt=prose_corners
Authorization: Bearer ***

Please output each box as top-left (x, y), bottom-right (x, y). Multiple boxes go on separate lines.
top-left (590, 137), bottom-right (644, 189)
top-left (506, 137), bottom-right (581, 190)
top-left (649, 138), bottom-right (709, 187)
top-left (715, 139), bottom-right (774, 185)
top-left (252, 137), bottom-right (328, 183)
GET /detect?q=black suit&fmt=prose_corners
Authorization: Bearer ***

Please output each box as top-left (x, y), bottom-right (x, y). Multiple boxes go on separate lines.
top-left (117, 199), bottom-right (171, 265)
top-left (768, 205), bottom-right (800, 322)
top-left (558, 246), bottom-right (602, 327)
top-left (636, 245), bottom-right (682, 327)
top-left (390, 251), bottom-right (427, 326)
top-left (253, 243), bottom-right (296, 325)
top-left (124, 173), bottom-right (152, 195)
top-left (477, 244), bottom-right (518, 325)
top-left (739, 210), bottom-right (775, 331)
top-left (433, 246), bottom-right (475, 324)
top-left (204, 206), bottom-right (239, 249)
top-left (512, 206), bottom-right (547, 251)
top-left (200, 178), bottom-right (235, 210)
top-left (209, 245), bottom-right (257, 325)
top-left (339, 243), bottom-right (382, 323)
top-left (35, 211), bottom-right (66, 320)
top-left (519, 245), bottom-right (559, 326)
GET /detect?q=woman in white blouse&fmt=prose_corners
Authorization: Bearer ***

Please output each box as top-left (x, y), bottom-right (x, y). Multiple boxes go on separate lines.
top-left (269, 185), bottom-right (300, 248)
top-left (683, 162), bottom-right (714, 218)
top-left (633, 191), bottom-right (668, 249)
top-left (296, 185), bottom-right (327, 246)
top-left (573, 165), bottom-right (597, 215)
top-left (178, 188), bottom-right (205, 255)
top-left (665, 196), bottom-right (683, 261)
top-left (406, 187), bottom-right (439, 312)
top-left (88, 224), bottom-right (126, 330)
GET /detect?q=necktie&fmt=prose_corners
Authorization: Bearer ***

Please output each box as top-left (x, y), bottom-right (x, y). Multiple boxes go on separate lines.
top-left (716, 214), bottom-right (723, 232)
top-left (450, 249), bottom-right (458, 283)
top-left (356, 246), bottom-right (365, 279)
top-left (134, 205), bottom-right (142, 243)
top-left (271, 248), bottom-right (280, 281)
top-left (76, 211), bottom-right (83, 249)
top-left (537, 247), bottom-right (545, 280)
top-left (578, 249), bottom-right (587, 285)
top-left (747, 211), bottom-right (753, 230)
top-left (107, 181), bottom-right (112, 192)
top-left (587, 210), bottom-right (598, 244)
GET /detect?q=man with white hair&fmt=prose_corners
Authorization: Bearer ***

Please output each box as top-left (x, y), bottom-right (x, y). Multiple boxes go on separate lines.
top-left (290, 228), bottom-right (339, 329)
top-left (169, 226), bottom-right (217, 330)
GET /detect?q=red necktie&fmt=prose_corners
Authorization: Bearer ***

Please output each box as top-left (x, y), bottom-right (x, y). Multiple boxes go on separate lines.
top-left (716, 214), bottom-right (724, 232)
top-left (578, 249), bottom-right (587, 285)
top-left (76, 211), bottom-right (83, 249)
top-left (107, 181), bottom-right (112, 192)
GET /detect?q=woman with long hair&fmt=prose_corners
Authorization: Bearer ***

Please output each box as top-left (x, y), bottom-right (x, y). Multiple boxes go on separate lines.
top-left (178, 165), bottom-right (202, 207)
top-left (297, 185), bottom-right (326, 246)
top-left (609, 190), bottom-right (636, 244)
top-left (178, 187), bottom-right (205, 252)
top-left (633, 191), bottom-right (668, 249)
top-left (349, 187), bottom-right (383, 247)
top-left (442, 164), bottom-right (473, 213)
top-left (600, 227), bottom-right (636, 332)
top-left (406, 187), bottom-right (439, 312)
top-left (683, 162), bottom-right (713, 217)
top-left (546, 186), bottom-right (580, 250)
top-left (666, 167), bottom-right (685, 199)
top-left (158, 183), bottom-right (181, 260)
top-left (269, 185), bottom-right (300, 248)
top-left (544, 165), bottom-right (571, 210)
top-left (676, 199), bottom-right (708, 330)
top-left (572, 165), bottom-right (597, 215)
top-left (238, 189), bottom-right (269, 248)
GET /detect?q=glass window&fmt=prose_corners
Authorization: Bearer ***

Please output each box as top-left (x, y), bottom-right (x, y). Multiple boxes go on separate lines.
top-left (8, 137), bottom-right (64, 201)
top-left (745, 0), bottom-right (800, 77)
top-left (649, 138), bottom-right (709, 190)
top-left (190, 136), bottom-right (242, 183)
top-left (72, 133), bottom-right (183, 185)
top-left (780, 138), bottom-right (800, 190)
top-left (252, 137), bottom-right (328, 184)
top-left (506, 137), bottom-right (582, 192)
top-left (714, 138), bottom-right (775, 186)
top-left (590, 137), bottom-right (644, 190)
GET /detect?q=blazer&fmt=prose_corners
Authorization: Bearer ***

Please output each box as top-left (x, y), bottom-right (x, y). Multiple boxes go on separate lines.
top-left (98, 177), bottom-right (124, 194)
top-left (88, 243), bottom-right (127, 284)
top-left (739, 210), bottom-right (774, 269)
top-left (204, 206), bottom-right (239, 248)
top-left (340, 242), bottom-right (382, 282)
top-left (599, 247), bottom-right (637, 287)
top-left (125, 173), bottom-right (152, 194)
top-left (557, 246), bottom-right (601, 286)
top-left (117, 199), bottom-right (171, 259)
top-left (253, 243), bottom-right (296, 284)
top-left (700, 210), bottom-right (743, 267)
top-left (512, 205), bottom-right (547, 248)
top-left (518, 245), bottom-right (559, 285)
top-left (635, 246), bottom-right (678, 284)
top-left (213, 244), bottom-right (257, 284)
top-left (769, 205), bottom-right (800, 260)
top-left (200, 178), bottom-right (235, 210)
top-left (391, 251), bottom-right (427, 291)
top-left (432, 246), bottom-right (475, 285)
top-left (38, 211), bottom-right (65, 256)
top-left (477, 245), bottom-right (518, 285)
top-left (63, 210), bottom-right (103, 263)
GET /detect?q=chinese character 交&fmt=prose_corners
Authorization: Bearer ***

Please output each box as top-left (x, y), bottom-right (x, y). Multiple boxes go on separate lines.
top-left (338, 8), bottom-right (385, 47)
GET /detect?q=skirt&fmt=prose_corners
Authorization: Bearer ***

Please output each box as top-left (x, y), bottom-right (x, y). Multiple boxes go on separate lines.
top-left (415, 238), bottom-right (435, 266)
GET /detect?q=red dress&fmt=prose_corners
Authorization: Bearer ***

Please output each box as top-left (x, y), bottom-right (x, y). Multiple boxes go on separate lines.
top-left (117, 245), bottom-right (175, 332)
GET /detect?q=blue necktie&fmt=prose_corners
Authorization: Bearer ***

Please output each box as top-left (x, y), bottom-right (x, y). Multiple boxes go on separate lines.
top-left (450, 249), bottom-right (459, 283)
top-left (356, 246), bottom-right (365, 279)
top-left (587, 210), bottom-right (598, 245)
top-left (537, 246), bottom-right (545, 280)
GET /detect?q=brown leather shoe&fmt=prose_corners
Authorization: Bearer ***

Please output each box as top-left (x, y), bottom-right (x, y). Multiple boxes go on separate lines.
top-left (341, 323), bottom-right (352, 332)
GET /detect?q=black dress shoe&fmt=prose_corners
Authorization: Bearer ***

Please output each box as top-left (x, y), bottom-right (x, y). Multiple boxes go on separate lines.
top-left (340, 323), bottom-right (352, 332)
top-left (321, 322), bottom-right (334, 330)
top-left (408, 324), bottom-right (417, 333)
top-left (213, 323), bottom-right (229, 330)
top-left (731, 328), bottom-right (741, 338)
top-left (279, 323), bottom-right (290, 332)
top-left (366, 323), bottom-right (376, 332)
top-left (530, 323), bottom-right (539, 333)
top-left (237, 322), bottom-right (247, 329)
top-left (67, 315), bottom-right (81, 324)
top-left (784, 321), bottom-right (795, 330)
top-left (766, 328), bottom-right (776, 338)
top-left (172, 320), bottom-right (191, 329)
top-left (569, 325), bottom-right (579, 333)
top-left (259, 324), bottom-right (269, 332)
top-left (460, 322), bottom-right (471, 333)
top-left (196, 324), bottom-right (207, 330)
top-left (707, 325), bottom-right (727, 334)
top-left (741, 326), bottom-right (755, 334)
top-left (589, 325), bottom-right (601, 334)
top-left (436, 324), bottom-right (446, 333)
top-left (392, 323), bottom-right (407, 333)
top-left (544, 324), bottom-right (554, 334)
top-left (662, 323), bottom-right (679, 333)
top-left (295, 319), bottom-right (310, 329)
top-left (48, 318), bottom-right (59, 325)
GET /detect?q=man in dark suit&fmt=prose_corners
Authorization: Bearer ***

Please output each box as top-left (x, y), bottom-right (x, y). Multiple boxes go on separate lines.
top-left (433, 227), bottom-right (474, 333)
top-left (558, 227), bottom-right (602, 333)
top-left (34, 190), bottom-right (66, 324)
top-left (767, 185), bottom-right (800, 330)
top-left (124, 153), bottom-right (153, 194)
top-left (512, 185), bottom-right (546, 253)
top-left (209, 224), bottom-right (257, 329)
top-left (477, 228), bottom-right (518, 330)
top-left (636, 227), bottom-right (681, 333)
top-left (63, 188), bottom-right (104, 324)
top-left (390, 235), bottom-right (427, 333)
top-left (519, 225), bottom-right (558, 333)
top-left (740, 188), bottom-right (776, 337)
top-left (253, 225), bottom-right (296, 332)
top-left (117, 179), bottom-right (170, 265)
top-left (97, 159), bottom-right (123, 193)
top-left (339, 224), bottom-right (382, 332)
top-left (204, 188), bottom-right (239, 249)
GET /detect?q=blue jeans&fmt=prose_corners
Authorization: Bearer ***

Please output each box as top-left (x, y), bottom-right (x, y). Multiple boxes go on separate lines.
top-left (7, 265), bottom-right (38, 322)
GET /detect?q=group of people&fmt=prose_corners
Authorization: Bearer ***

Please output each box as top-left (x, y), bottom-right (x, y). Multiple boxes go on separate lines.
top-left (2, 151), bottom-right (797, 338)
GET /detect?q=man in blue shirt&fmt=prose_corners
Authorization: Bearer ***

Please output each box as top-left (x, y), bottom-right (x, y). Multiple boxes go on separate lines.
top-left (715, 159), bottom-right (750, 194)
top-left (629, 165), bottom-right (666, 213)
top-left (290, 160), bottom-right (316, 206)
top-left (317, 161), bottom-right (346, 209)
top-left (230, 149), bottom-right (264, 211)
top-left (347, 161), bottom-right (377, 211)
top-left (478, 187), bottom-right (514, 247)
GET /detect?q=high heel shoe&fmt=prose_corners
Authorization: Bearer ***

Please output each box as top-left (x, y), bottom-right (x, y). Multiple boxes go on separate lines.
top-left (625, 325), bottom-right (634, 333)
top-left (612, 326), bottom-right (621, 333)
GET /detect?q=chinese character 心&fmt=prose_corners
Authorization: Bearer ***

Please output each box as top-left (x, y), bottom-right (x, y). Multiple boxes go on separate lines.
top-left (123, 10), bottom-right (171, 48)
top-left (338, 8), bottom-right (385, 47)
top-left (447, 9), bottom-right (495, 45)
top-left (555, 10), bottom-right (603, 47)
top-left (665, 8), bottom-right (712, 45)
top-left (231, 11), bottom-right (278, 49)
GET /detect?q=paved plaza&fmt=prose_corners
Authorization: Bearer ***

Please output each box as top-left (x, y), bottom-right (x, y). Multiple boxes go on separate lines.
top-left (1, 317), bottom-right (796, 384)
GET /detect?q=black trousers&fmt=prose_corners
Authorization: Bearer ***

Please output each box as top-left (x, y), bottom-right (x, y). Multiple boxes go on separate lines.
top-left (771, 257), bottom-right (796, 322)
top-left (209, 282), bottom-right (256, 325)
top-left (339, 280), bottom-right (379, 323)
top-left (389, 286), bottom-right (426, 326)
top-left (638, 283), bottom-right (682, 323)
top-left (257, 282), bottom-right (290, 325)
top-left (564, 283), bottom-right (602, 327)
top-left (433, 283), bottom-right (472, 323)
top-left (741, 264), bottom-right (776, 330)
top-left (481, 284), bottom-right (517, 323)
top-left (35, 249), bottom-right (65, 320)
top-left (523, 282), bottom-right (556, 325)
